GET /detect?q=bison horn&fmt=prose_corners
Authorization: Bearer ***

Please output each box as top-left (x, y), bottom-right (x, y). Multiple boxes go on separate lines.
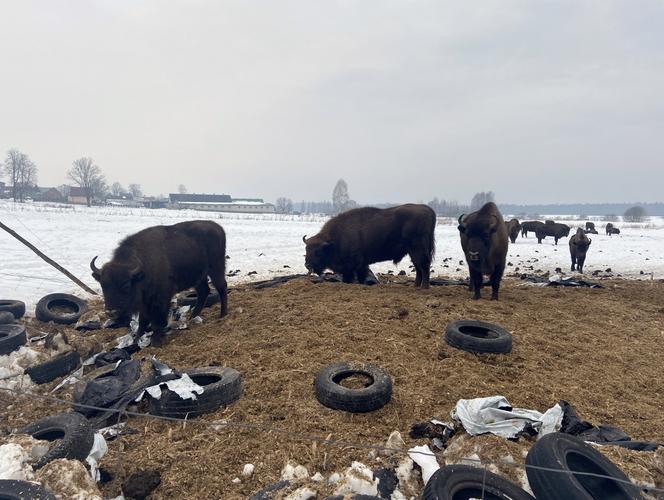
top-left (90, 256), bottom-right (101, 274)
top-left (302, 235), bottom-right (308, 244)
top-left (458, 214), bottom-right (465, 225)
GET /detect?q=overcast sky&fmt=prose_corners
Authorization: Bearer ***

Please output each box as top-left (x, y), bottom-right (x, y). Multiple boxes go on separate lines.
top-left (1, 1), bottom-right (663, 205)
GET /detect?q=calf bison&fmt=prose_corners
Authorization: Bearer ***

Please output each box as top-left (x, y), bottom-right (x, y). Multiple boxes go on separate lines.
top-left (535, 222), bottom-right (570, 245)
top-left (505, 218), bottom-right (521, 244)
top-left (569, 228), bottom-right (592, 273)
top-left (90, 220), bottom-right (228, 342)
top-left (521, 220), bottom-right (544, 237)
top-left (457, 202), bottom-right (508, 300)
top-left (303, 204), bottom-right (436, 288)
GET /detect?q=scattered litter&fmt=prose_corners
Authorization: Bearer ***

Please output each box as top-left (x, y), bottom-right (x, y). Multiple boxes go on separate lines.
top-left (410, 419), bottom-right (456, 447)
top-left (85, 433), bottom-right (108, 481)
top-left (520, 274), bottom-right (604, 288)
top-left (383, 430), bottom-right (406, 455)
top-left (137, 372), bottom-right (204, 402)
top-left (408, 445), bottom-right (439, 484)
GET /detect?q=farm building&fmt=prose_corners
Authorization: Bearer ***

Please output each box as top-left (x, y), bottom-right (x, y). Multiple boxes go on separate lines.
top-left (168, 193), bottom-right (275, 213)
top-left (67, 186), bottom-right (89, 205)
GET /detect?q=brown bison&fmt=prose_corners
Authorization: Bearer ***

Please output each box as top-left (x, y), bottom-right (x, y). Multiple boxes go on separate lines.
top-left (569, 228), bottom-right (592, 273)
top-left (521, 220), bottom-right (544, 237)
top-left (303, 204), bottom-right (436, 288)
top-left (90, 220), bottom-right (228, 342)
top-left (458, 202), bottom-right (508, 300)
top-left (535, 222), bottom-right (570, 245)
top-left (505, 218), bottom-right (521, 243)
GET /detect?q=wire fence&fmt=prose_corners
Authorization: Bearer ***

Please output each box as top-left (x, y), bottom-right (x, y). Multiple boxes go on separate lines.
top-left (0, 385), bottom-right (661, 496)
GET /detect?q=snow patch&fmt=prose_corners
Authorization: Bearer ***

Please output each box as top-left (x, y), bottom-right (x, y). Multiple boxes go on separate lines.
top-left (281, 462), bottom-right (309, 481)
top-left (285, 487), bottom-right (317, 500)
top-left (333, 461), bottom-right (379, 496)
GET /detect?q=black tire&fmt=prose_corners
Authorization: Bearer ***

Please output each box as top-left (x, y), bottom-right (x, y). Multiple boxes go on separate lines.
top-left (35, 293), bottom-right (88, 325)
top-left (0, 299), bottom-right (25, 320)
top-left (0, 324), bottom-right (27, 355)
top-left (444, 320), bottom-right (512, 354)
top-left (20, 412), bottom-right (95, 469)
top-left (249, 480), bottom-right (290, 500)
top-left (148, 367), bottom-right (242, 419)
top-left (0, 311), bottom-right (16, 324)
top-left (0, 480), bottom-right (56, 499)
top-left (314, 362), bottom-right (392, 413)
top-left (25, 350), bottom-right (81, 384)
top-left (526, 432), bottom-right (641, 500)
top-left (176, 289), bottom-right (220, 308)
top-left (422, 465), bottom-right (535, 500)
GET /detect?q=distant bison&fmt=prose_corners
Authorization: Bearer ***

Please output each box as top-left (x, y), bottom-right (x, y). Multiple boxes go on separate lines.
top-left (535, 222), bottom-right (570, 245)
top-left (585, 221), bottom-right (596, 231)
top-left (569, 228), bottom-right (592, 273)
top-left (584, 228), bottom-right (598, 235)
top-left (303, 204), bottom-right (436, 288)
top-left (505, 219), bottom-right (521, 244)
top-left (91, 220), bottom-right (228, 342)
top-left (609, 227), bottom-right (621, 235)
top-left (521, 221), bottom-right (544, 237)
top-left (605, 222), bottom-right (614, 235)
top-left (458, 202), bottom-right (508, 300)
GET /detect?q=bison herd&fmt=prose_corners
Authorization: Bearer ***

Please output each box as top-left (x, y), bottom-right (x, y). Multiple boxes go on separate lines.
top-left (90, 204), bottom-right (622, 341)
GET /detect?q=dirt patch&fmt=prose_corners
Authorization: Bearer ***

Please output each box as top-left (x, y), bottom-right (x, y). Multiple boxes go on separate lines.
top-left (2, 277), bottom-right (663, 498)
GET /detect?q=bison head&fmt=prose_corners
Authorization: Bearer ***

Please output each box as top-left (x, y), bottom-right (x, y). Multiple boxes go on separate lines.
top-left (458, 214), bottom-right (499, 270)
top-left (302, 235), bottom-right (333, 275)
top-left (90, 256), bottom-right (145, 319)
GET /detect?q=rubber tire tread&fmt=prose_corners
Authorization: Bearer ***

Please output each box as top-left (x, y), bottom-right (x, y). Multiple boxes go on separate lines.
top-left (422, 464), bottom-right (535, 500)
top-left (0, 324), bottom-right (27, 355)
top-left (25, 350), bottom-right (81, 384)
top-left (445, 320), bottom-right (512, 354)
top-left (0, 480), bottom-right (56, 499)
top-left (149, 367), bottom-right (242, 419)
top-left (525, 432), bottom-right (641, 500)
top-left (20, 412), bottom-right (95, 469)
top-left (176, 289), bottom-right (220, 308)
top-left (0, 299), bottom-right (26, 319)
top-left (314, 362), bottom-right (392, 413)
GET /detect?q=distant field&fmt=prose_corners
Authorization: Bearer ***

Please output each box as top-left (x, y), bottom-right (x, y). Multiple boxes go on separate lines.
top-left (1, 200), bottom-right (662, 313)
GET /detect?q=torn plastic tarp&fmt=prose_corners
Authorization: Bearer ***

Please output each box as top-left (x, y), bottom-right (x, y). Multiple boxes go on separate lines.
top-left (559, 400), bottom-right (660, 451)
top-left (408, 445), bottom-right (440, 484)
top-left (451, 396), bottom-right (564, 439)
top-left (136, 372), bottom-right (204, 402)
top-left (520, 274), bottom-right (604, 288)
top-left (86, 432), bottom-right (108, 482)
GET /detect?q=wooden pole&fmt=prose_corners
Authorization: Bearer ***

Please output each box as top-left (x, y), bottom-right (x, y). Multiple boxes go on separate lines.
top-left (0, 220), bottom-right (98, 295)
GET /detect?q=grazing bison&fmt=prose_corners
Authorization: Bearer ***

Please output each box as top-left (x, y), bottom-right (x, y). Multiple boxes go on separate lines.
top-left (584, 228), bottom-right (598, 235)
top-left (90, 220), bottom-right (228, 342)
top-left (521, 220), bottom-right (544, 237)
top-left (609, 227), bottom-right (621, 235)
top-left (535, 222), bottom-right (570, 245)
top-left (605, 222), bottom-right (614, 235)
top-left (569, 228), bottom-right (592, 273)
top-left (505, 219), bottom-right (521, 244)
top-left (303, 204), bottom-right (436, 288)
top-left (585, 221), bottom-right (596, 232)
top-left (457, 202), bottom-right (508, 300)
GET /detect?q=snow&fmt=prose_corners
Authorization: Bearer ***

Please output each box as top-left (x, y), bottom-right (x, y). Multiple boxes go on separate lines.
top-left (0, 346), bottom-right (44, 391)
top-left (1, 201), bottom-right (663, 313)
top-left (0, 443), bottom-right (34, 481)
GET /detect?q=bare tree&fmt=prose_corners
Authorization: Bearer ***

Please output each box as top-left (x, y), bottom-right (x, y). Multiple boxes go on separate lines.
top-left (470, 191), bottom-right (495, 211)
top-left (332, 179), bottom-right (350, 214)
top-left (275, 197), bottom-right (293, 214)
top-left (110, 182), bottom-right (126, 198)
top-left (3, 149), bottom-right (38, 202)
top-left (68, 157), bottom-right (106, 207)
top-left (623, 206), bottom-right (647, 222)
top-left (128, 183), bottom-right (142, 198)
top-left (178, 184), bottom-right (188, 194)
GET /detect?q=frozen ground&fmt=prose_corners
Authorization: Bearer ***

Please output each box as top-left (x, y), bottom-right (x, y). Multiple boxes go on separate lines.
top-left (1, 200), bottom-right (662, 313)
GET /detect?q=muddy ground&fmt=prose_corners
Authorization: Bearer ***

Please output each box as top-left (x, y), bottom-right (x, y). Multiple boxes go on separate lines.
top-left (2, 276), bottom-right (664, 498)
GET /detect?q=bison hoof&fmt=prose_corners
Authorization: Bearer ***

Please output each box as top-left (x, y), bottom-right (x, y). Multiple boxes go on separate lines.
top-left (472, 295), bottom-right (480, 300)
top-left (491, 295), bottom-right (499, 301)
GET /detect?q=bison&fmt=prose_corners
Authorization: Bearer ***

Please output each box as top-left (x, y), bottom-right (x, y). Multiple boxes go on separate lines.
top-left (457, 202), bottom-right (508, 300)
top-left (303, 204), bottom-right (436, 288)
top-left (569, 228), bottom-right (592, 273)
top-left (585, 221), bottom-right (596, 232)
top-left (505, 218), bottom-right (521, 243)
top-left (535, 222), bottom-right (570, 245)
top-left (609, 227), bottom-right (621, 235)
top-left (605, 222), bottom-right (614, 235)
top-left (90, 220), bottom-right (228, 342)
top-left (521, 220), bottom-right (544, 237)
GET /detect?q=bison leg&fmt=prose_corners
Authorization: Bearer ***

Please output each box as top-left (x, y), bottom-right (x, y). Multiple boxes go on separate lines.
top-left (469, 269), bottom-right (483, 300)
top-left (356, 266), bottom-right (369, 285)
top-left (209, 265), bottom-right (228, 318)
top-left (190, 280), bottom-right (210, 318)
top-left (578, 256), bottom-right (585, 273)
top-left (342, 270), bottom-right (355, 283)
top-left (490, 265), bottom-right (504, 300)
top-left (409, 246), bottom-right (431, 289)
top-left (414, 268), bottom-right (422, 287)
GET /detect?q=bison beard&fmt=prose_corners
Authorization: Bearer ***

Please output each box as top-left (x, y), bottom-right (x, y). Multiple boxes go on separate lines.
top-left (458, 202), bottom-right (508, 300)
top-left (303, 204), bottom-right (436, 288)
top-left (569, 227), bottom-right (592, 273)
top-left (90, 220), bottom-right (228, 342)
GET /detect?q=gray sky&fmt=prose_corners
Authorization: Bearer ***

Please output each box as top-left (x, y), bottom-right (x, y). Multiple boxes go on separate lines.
top-left (1, 0), bottom-right (663, 205)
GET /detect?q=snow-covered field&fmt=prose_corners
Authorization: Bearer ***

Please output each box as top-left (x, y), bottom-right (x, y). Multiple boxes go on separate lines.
top-left (1, 200), bottom-right (662, 313)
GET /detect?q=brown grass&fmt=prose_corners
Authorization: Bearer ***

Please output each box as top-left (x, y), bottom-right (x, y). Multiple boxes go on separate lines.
top-left (2, 277), bottom-right (663, 498)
